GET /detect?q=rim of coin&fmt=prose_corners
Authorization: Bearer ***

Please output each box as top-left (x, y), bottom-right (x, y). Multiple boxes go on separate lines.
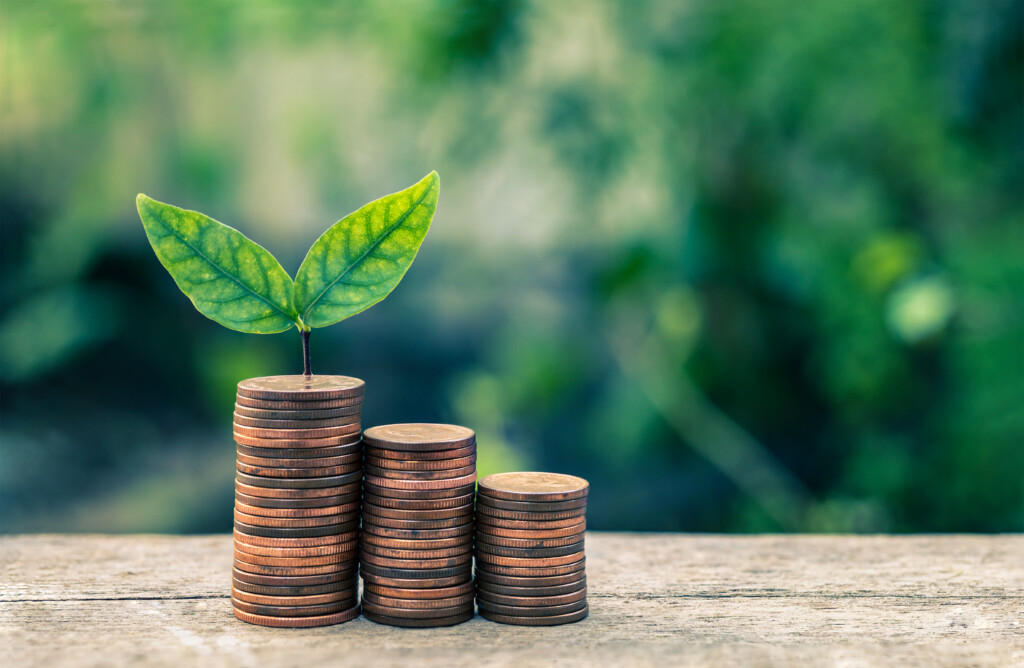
top-left (235, 540), bottom-right (358, 558)
top-left (476, 587), bottom-right (588, 608)
top-left (364, 455), bottom-right (477, 472)
top-left (476, 559), bottom-right (586, 578)
top-left (236, 463), bottom-right (362, 479)
top-left (235, 501), bottom-right (361, 518)
top-left (234, 519), bottom-right (359, 539)
top-left (477, 597), bottom-right (587, 618)
top-left (363, 424), bottom-right (475, 451)
top-left (360, 514), bottom-right (470, 530)
top-left (360, 552), bottom-right (472, 570)
top-left (362, 609), bottom-right (473, 628)
top-left (233, 602), bottom-right (361, 627)
top-left (476, 495), bottom-right (587, 512)
top-left (235, 403), bottom-right (362, 420)
top-left (475, 514), bottom-right (586, 530)
top-left (232, 566), bottom-right (354, 587)
top-left (235, 395), bottom-right (364, 410)
top-left (233, 550), bottom-right (356, 567)
top-left (233, 414), bottom-right (362, 429)
top-left (365, 444), bottom-right (476, 461)
top-left (363, 591), bottom-right (476, 610)
top-left (365, 472), bottom-right (476, 491)
top-left (363, 482), bottom-right (475, 500)
top-left (478, 606), bottom-right (588, 626)
top-left (232, 530), bottom-right (355, 548)
top-left (361, 599), bottom-right (474, 620)
top-left (361, 523), bottom-right (473, 540)
top-left (359, 571), bottom-right (472, 589)
top-left (232, 577), bottom-right (354, 597)
top-left (235, 481), bottom-right (362, 499)
top-left (361, 543), bottom-right (472, 560)
top-left (474, 570), bottom-right (586, 588)
top-left (360, 563), bottom-right (472, 580)
top-left (233, 558), bottom-right (353, 577)
top-left (475, 505), bottom-right (586, 522)
top-left (476, 577), bottom-right (586, 598)
top-left (233, 509), bottom-right (359, 528)
top-left (231, 587), bottom-right (357, 607)
top-left (474, 550), bottom-right (585, 568)
top-left (474, 532), bottom-right (584, 549)
top-left (474, 521), bottom-right (585, 539)
top-left (475, 541), bottom-right (585, 559)
top-left (232, 595), bottom-right (357, 617)
top-left (237, 375), bottom-right (365, 400)
top-left (362, 492), bottom-right (474, 511)
top-left (362, 581), bottom-right (476, 600)
top-left (478, 472), bottom-right (589, 502)
top-left (361, 502), bottom-right (473, 521)
top-left (234, 432), bottom-right (363, 448)
top-left (236, 442), bottom-right (363, 459)
top-left (363, 464), bottom-right (477, 481)
top-left (235, 491), bottom-right (361, 508)
top-left (236, 452), bottom-right (363, 468)
top-left (236, 470), bottom-right (362, 489)
top-left (234, 423), bottom-right (361, 440)
top-left (360, 533), bottom-right (473, 550)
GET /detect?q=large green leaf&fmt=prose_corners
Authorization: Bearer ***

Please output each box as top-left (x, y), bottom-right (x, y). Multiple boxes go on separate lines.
top-left (136, 194), bottom-right (298, 333)
top-left (294, 171), bottom-right (440, 328)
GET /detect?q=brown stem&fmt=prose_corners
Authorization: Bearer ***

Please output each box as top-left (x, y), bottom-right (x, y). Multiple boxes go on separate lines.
top-left (300, 328), bottom-right (312, 377)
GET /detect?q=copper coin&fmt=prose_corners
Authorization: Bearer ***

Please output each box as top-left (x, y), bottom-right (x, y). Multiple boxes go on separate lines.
top-left (232, 586), bottom-right (357, 606)
top-left (364, 465), bottom-right (476, 481)
top-left (235, 501), bottom-right (361, 518)
top-left (362, 502), bottom-right (473, 520)
top-left (235, 491), bottom-right (360, 509)
top-left (236, 442), bottom-right (363, 459)
top-left (475, 520), bottom-right (586, 538)
top-left (365, 472), bottom-right (476, 490)
top-left (234, 558), bottom-right (353, 577)
top-left (477, 598), bottom-right (587, 617)
top-left (235, 540), bottom-right (358, 558)
top-left (237, 462), bottom-right (362, 478)
top-left (475, 541), bottom-right (585, 559)
top-left (235, 393), bottom-right (363, 410)
top-left (234, 519), bottom-right (358, 539)
top-left (363, 492), bottom-right (474, 511)
top-left (363, 590), bottom-right (476, 610)
top-left (361, 599), bottom-right (474, 620)
top-left (232, 530), bottom-right (354, 548)
top-left (232, 596), bottom-right (357, 617)
top-left (234, 423), bottom-right (361, 440)
top-left (360, 552), bottom-right (472, 570)
top-left (360, 563), bottom-right (472, 580)
top-left (475, 514), bottom-right (586, 530)
top-left (363, 482), bottom-right (475, 500)
top-left (477, 587), bottom-right (587, 608)
top-left (234, 432), bottom-right (362, 448)
top-left (364, 455), bottom-right (476, 471)
top-left (359, 571), bottom-right (472, 589)
top-left (233, 413), bottom-right (361, 429)
top-left (476, 577), bottom-right (586, 598)
top-left (474, 532), bottom-right (584, 549)
top-left (234, 509), bottom-right (359, 528)
top-left (232, 577), bottom-right (354, 597)
top-left (362, 523), bottom-right (473, 540)
top-left (476, 495), bottom-right (587, 512)
top-left (237, 375), bottom-right (365, 401)
top-left (475, 550), bottom-right (585, 568)
top-left (474, 570), bottom-right (586, 588)
top-left (478, 472), bottom-right (588, 502)
top-left (234, 403), bottom-right (362, 420)
top-left (232, 566), bottom-right (354, 587)
top-left (233, 603), bottom-right (362, 627)
top-left (475, 505), bottom-right (585, 522)
top-left (363, 424), bottom-right (475, 451)
top-left (236, 470), bottom-right (362, 489)
top-left (235, 452), bottom-right (362, 468)
top-left (365, 444), bottom-right (476, 461)
top-left (360, 514), bottom-right (469, 530)
top-left (234, 549), bottom-right (356, 567)
top-left (362, 609), bottom-right (473, 628)
top-left (361, 543), bottom-right (471, 560)
top-left (362, 581), bottom-right (475, 600)
top-left (361, 533), bottom-right (473, 550)
top-left (478, 606), bottom-right (588, 626)
top-left (476, 558), bottom-right (586, 578)
top-left (235, 480), bottom-right (362, 499)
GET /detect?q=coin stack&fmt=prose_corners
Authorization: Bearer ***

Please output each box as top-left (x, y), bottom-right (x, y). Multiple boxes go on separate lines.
top-left (231, 375), bottom-right (365, 628)
top-left (359, 424), bottom-right (477, 627)
top-left (475, 472), bottom-right (589, 626)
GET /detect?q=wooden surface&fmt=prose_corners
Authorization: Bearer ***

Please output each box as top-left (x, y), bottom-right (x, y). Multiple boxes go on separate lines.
top-left (1, 534), bottom-right (1022, 667)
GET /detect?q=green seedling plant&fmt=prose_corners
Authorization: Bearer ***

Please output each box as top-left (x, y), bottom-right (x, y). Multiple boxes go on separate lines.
top-left (137, 171), bottom-right (440, 375)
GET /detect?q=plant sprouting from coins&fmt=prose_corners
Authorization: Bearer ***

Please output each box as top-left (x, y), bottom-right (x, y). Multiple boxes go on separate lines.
top-left (137, 172), bottom-right (440, 375)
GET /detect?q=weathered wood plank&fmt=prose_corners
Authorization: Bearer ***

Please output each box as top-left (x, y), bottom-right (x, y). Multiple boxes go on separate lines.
top-left (1, 534), bottom-right (1022, 667)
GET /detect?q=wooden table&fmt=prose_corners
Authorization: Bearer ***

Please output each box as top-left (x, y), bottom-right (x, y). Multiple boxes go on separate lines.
top-left (1, 534), bottom-right (1021, 667)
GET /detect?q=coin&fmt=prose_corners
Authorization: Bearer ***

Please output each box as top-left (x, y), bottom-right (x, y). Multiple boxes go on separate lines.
top-left (361, 523), bottom-right (473, 540)
top-left (474, 570), bottom-right (586, 588)
top-left (234, 519), bottom-right (358, 538)
top-left (360, 600), bottom-right (474, 620)
top-left (364, 455), bottom-right (476, 471)
top-left (234, 509), bottom-right (359, 528)
top-left (235, 492), bottom-right (360, 509)
top-left (360, 552), bottom-right (472, 570)
top-left (360, 514), bottom-right (470, 530)
top-left (475, 505), bottom-right (586, 521)
top-left (362, 590), bottom-right (476, 609)
top-left (477, 598), bottom-right (587, 617)
top-left (359, 563), bottom-right (472, 580)
top-left (232, 530), bottom-right (354, 548)
top-left (235, 395), bottom-right (364, 410)
top-left (478, 606), bottom-right (588, 626)
top-left (361, 533), bottom-right (473, 550)
top-left (474, 533), bottom-right (584, 549)
top-left (232, 566), bottom-right (354, 587)
top-left (233, 603), bottom-right (362, 627)
top-left (476, 495), bottom-right (587, 512)
top-left (231, 587), bottom-right (357, 606)
top-left (473, 521), bottom-right (585, 539)
top-left (476, 587), bottom-right (587, 608)
top-left (361, 543), bottom-right (472, 560)
top-left (232, 577), bottom-right (354, 597)
top-left (234, 424), bottom-right (361, 440)
top-left (234, 404), bottom-right (362, 420)
top-left (236, 463), bottom-right (362, 478)
top-left (237, 375), bottom-right (365, 401)
top-left (234, 550), bottom-right (355, 567)
top-left (363, 492), bottom-right (474, 510)
top-left (474, 550), bottom-right (584, 568)
top-left (235, 480), bottom-right (362, 499)
top-left (359, 571), bottom-right (472, 589)
top-left (232, 594), bottom-right (359, 616)
top-left (234, 432), bottom-right (362, 448)
top-left (235, 540), bottom-right (358, 558)
top-left (233, 558), bottom-right (353, 577)
top-left (362, 609), bottom-right (473, 628)
top-left (476, 577), bottom-right (586, 598)
top-left (236, 442), bottom-right (363, 459)
top-left (476, 558), bottom-right (586, 578)
top-left (363, 482), bottom-right (475, 500)
top-left (365, 472), bottom-right (476, 490)
top-left (364, 464), bottom-right (477, 481)
top-left (363, 424), bottom-right (475, 451)
top-left (478, 472), bottom-right (589, 502)
top-left (363, 581), bottom-right (475, 599)
top-left (475, 514), bottom-right (586, 530)
top-left (475, 541), bottom-right (584, 559)
top-left (365, 445), bottom-right (476, 461)
top-left (235, 501), bottom-right (361, 518)
top-left (236, 452), bottom-right (362, 468)
top-left (361, 502), bottom-right (473, 521)
top-left (233, 413), bottom-right (361, 429)
top-left (236, 470), bottom-right (362, 489)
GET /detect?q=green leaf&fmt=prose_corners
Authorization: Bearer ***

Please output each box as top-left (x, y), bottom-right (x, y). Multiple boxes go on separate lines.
top-left (136, 194), bottom-right (298, 333)
top-left (294, 171), bottom-right (440, 328)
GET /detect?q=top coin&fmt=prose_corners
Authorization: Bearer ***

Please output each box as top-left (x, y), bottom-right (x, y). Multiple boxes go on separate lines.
top-left (237, 375), bottom-right (365, 401)
top-left (363, 424), bottom-right (475, 451)
top-left (478, 472), bottom-right (589, 501)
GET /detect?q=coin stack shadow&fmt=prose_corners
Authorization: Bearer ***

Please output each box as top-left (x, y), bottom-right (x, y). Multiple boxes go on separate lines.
top-left (231, 375), bottom-right (365, 628)
top-left (475, 472), bottom-right (589, 626)
top-left (359, 424), bottom-right (478, 627)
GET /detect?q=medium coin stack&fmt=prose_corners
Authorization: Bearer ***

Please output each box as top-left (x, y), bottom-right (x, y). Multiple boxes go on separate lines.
top-left (232, 375), bottom-right (365, 628)
top-left (475, 472), bottom-right (589, 626)
top-left (360, 424), bottom-right (477, 627)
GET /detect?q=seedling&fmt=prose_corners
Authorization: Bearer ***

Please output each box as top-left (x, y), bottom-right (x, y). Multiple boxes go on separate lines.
top-left (137, 171), bottom-right (440, 374)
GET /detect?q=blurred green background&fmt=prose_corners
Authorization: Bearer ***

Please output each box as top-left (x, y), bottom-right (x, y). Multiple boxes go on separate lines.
top-left (1, 0), bottom-right (1021, 534)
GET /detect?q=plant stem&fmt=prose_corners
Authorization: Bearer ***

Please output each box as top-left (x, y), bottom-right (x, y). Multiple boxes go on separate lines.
top-left (300, 328), bottom-right (312, 377)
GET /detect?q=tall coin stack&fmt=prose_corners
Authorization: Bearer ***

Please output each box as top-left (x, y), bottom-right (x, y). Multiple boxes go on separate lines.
top-left (231, 375), bottom-right (365, 628)
top-left (475, 472), bottom-right (589, 626)
top-left (360, 424), bottom-right (477, 627)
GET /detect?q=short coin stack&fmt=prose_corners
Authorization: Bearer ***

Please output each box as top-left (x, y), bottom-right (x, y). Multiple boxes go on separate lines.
top-left (475, 472), bottom-right (589, 626)
top-left (231, 375), bottom-right (365, 628)
top-left (360, 424), bottom-right (477, 627)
